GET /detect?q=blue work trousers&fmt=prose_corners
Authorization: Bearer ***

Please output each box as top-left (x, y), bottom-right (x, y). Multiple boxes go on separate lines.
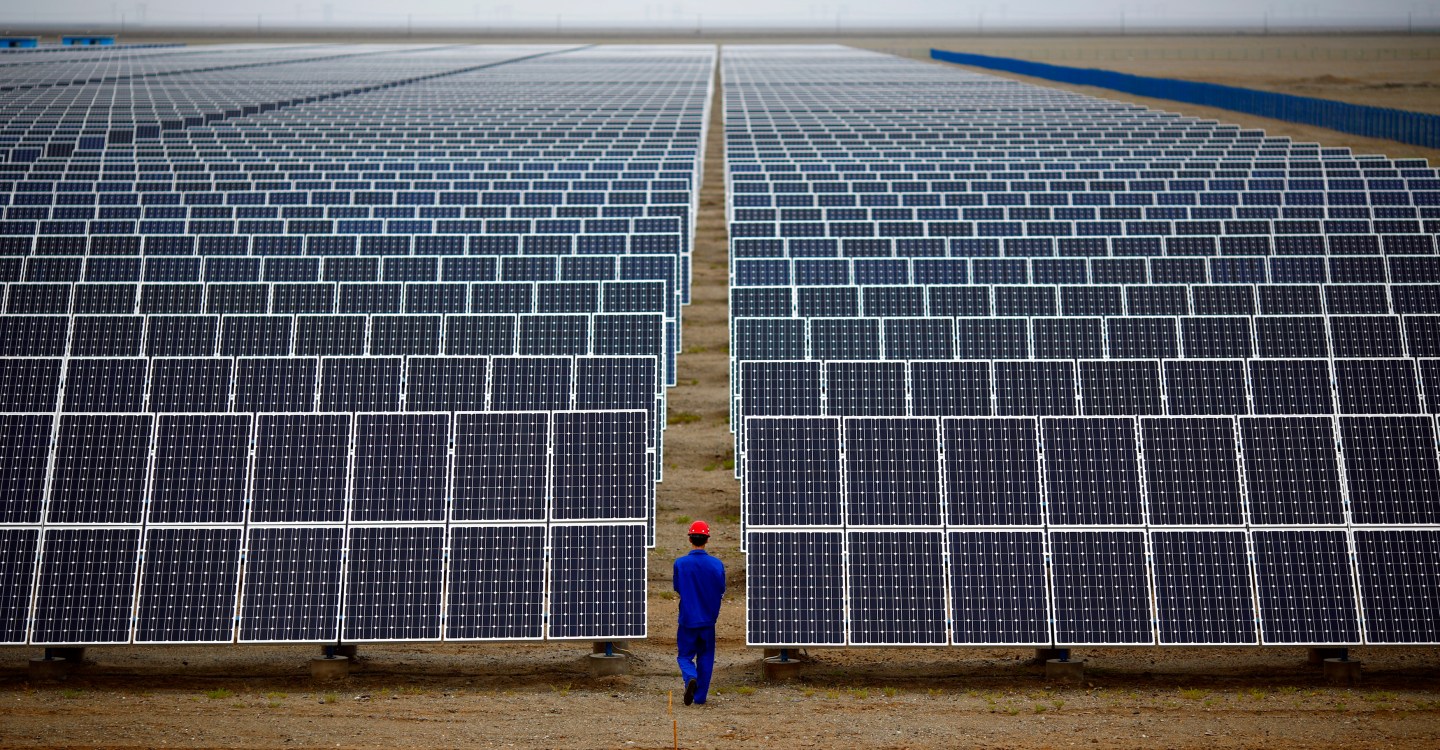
top-left (676, 623), bottom-right (716, 704)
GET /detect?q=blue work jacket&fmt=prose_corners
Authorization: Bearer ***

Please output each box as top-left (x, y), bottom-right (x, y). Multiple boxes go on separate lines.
top-left (673, 549), bottom-right (726, 628)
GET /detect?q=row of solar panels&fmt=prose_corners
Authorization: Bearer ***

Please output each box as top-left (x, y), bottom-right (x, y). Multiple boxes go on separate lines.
top-left (731, 283), bottom-right (1440, 315)
top-left (0, 409), bottom-right (652, 525)
top-left (0, 522), bottom-right (647, 644)
top-left (732, 257), bottom-right (1440, 286)
top-left (0, 353), bottom-right (664, 414)
top-left (731, 315), bottom-right (1438, 361)
top-left (746, 527), bottom-right (1435, 646)
top-left (733, 222), bottom-right (1440, 243)
top-left (5, 218), bottom-right (692, 236)
top-left (4, 185), bottom-right (693, 199)
top-left (5, 210), bottom-right (690, 226)
top-left (0, 311), bottom-right (669, 360)
top-left (731, 207), bottom-right (1434, 223)
top-left (741, 414), bottom-right (1439, 527)
top-left (730, 234), bottom-right (1439, 258)
top-left (732, 359), bottom-right (1439, 442)
top-left (0, 256), bottom-right (682, 298)
top-left (3, 233), bottom-right (687, 254)
top-left (733, 176), bottom-right (1440, 190)
top-left (731, 157), bottom-right (1431, 172)
top-left (0, 280), bottom-right (669, 315)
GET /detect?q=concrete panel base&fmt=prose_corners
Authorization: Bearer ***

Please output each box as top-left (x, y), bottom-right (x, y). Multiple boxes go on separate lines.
top-left (1323, 658), bottom-right (1362, 685)
top-left (591, 641), bottom-right (632, 656)
top-left (762, 648), bottom-right (810, 662)
top-left (1033, 648), bottom-right (1067, 664)
top-left (309, 656), bottom-right (350, 681)
top-left (762, 655), bottom-right (804, 682)
top-left (1045, 658), bottom-right (1086, 683)
top-left (587, 653), bottom-right (629, 677)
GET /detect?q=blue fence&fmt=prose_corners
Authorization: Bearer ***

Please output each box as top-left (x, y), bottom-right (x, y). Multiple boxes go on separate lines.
top-left (930, 48), bottom-right (1440, 151)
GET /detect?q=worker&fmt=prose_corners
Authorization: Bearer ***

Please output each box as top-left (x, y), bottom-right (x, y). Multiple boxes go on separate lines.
top-left (673, 519), bottom-right (725, 706)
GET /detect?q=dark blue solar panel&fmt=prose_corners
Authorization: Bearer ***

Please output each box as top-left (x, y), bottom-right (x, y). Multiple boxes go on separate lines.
top-left (239, 526), bottom-right (344, 642)
top-left (948, 531), bottom-right (1049, 645)
top-left (1354, 530), bottom-right (1440, 644)
top-left (0, 528), bottom-right (39, 644)
top-left (31, 528), bottom-right (140, 644)
top-left (1239, 416), bottom-right (1345, 525)
top-left (47, 414), bottom-right (152, 524)
top-left (1340, 416), bottom-right (1440, 525)
top-left (847, 531), bottom-right (947, 645)
top-left (351, 414), bottom-right (449, 522)
top-left (844, 418), bottom-right (942, 526)
top-left (1049, 530), bottom-right (1153, 646)
top-left (445, 525), bottom-right (546, 640)
top-left (1042, 417), bottom-right (1142, 525)
top-left (551, 411), bottom-right (649, 521)
top-left (745, 530), bottom-right (845, 646)
top-left (342, 526), bottom-right (444, 641)
top-left (135, 527), bottom-right (243, 643)
top-left (250, 414), bottom-right (350, 524)
top-left (1150, 530), bottom-right (1257, 645)
top-left (148, 414), bottom-right (250, 524)
top-left (944, 417), bottom-right (1042, 526)
top-left (0, 414), bottom-right (53, 524)
top-left (1252, 530), bottom-right (1361, 645)
top-left (547, 524), bottom-right (647, 640)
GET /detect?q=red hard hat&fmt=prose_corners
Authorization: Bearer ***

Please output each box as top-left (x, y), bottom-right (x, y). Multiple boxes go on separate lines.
top-left (688, 520), bottom-right (711, 536)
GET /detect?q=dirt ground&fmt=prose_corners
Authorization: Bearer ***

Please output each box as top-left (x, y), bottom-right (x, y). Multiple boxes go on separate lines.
top-left (3, 35), bottom-right (1440, 750)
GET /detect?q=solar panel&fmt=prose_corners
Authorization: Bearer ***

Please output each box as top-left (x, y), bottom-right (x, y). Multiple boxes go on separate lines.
top-left (943, 417), bottom-right (1042, 526)
top-left (1049, 530), bottom-right (1154, 646)
top-left (148, 414), bottom-right (250, 524)
top-left (1150, 530), bottom-right (1258, 645)
top-left (1238, 416), bottom-right (1345, 525)
top-left (452, 412), bottom-right (549, 522)
top-left (847, 531), bottom-right (947, 645)
top-left (239, 526), bottom-right (344, 643)
top-left (551, 411), bottom-right (649, 521)
top-left (135, 527), bottom-right (243, 644)
top-left (351, 414), bottom-right (449, 522)
top-left (1140, 417), bottom-right (1244, 525)
top-left (1353, 529), bottom-right (1440, 644)
top-left (844, 418), bottom-right (942, 526)
top-left (250, 414), bottom-right (351, 523)
top-left (342, 526), bottom-right (445, 641)
top-left (996, 361), bottom-right (1076, 417)
top-left (31, 528), bottom-right (141, 645)
top-left (910, 361), bottom-right (991, 416)
top-left (745, 530), bottom-right (845, 646)
top-left (825, 361), bottom-right (906, 416)
top-left (1251, 530), bottom-right (1361, 645)
top-left (1339, 415), bottom-right (1440, 524)
top-left (1041, 418), bottom-right (1143, 525)
top-left (0, 414), bottom-right (53, 523)
top-left (546, 524), bottom-right (647, 640)
top-left (743, 416), bottom-right (842, 527)
top-left (445, 525), bottom-right (547, 640)
top-left (0, 528), bottom-right (39, 644)
top-left (47, 413), bottom-right (152, 524)
top-left (948, 531), bottom-right (1049, 646)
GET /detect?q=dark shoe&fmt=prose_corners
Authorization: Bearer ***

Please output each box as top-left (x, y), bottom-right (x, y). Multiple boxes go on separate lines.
top-left (683, 679), bottom-right (697, 706)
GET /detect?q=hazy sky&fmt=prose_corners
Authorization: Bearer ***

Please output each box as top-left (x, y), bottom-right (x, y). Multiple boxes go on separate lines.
top-left (3, 0), bottom-right (1433, 28)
